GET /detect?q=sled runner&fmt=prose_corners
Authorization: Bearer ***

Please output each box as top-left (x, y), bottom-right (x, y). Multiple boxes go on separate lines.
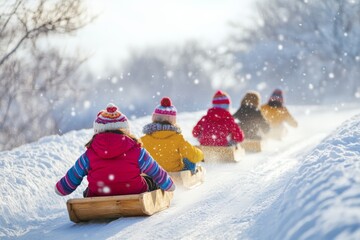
top-left (197, 145), bottom-right (245, 163)
top-left (169, 166), bottom-right (205, 189)
top-left (240, 139), bottom-right (262, 152)
top-left (66, 189), bottom-right (173, 223)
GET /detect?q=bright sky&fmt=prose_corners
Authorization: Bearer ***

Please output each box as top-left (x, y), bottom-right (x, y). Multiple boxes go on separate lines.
top-left (69, 0), bottom-right (256, 73)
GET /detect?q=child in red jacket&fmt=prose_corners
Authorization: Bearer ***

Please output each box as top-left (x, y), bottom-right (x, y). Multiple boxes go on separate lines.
top-left (192, 90), bottom-right (244, 146)
top-left (55, 103), bottom-right (175, 197)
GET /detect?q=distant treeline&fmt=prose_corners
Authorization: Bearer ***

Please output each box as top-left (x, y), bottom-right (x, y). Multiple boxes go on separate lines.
top-left (1, 0), bottom-right (360, 151)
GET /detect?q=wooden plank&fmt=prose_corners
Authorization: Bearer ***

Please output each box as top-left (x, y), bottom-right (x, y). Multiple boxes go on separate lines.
top-left (140, 189), bottom-right (174, 215)
top-left (169, 166), bottom-right (205, 189)
top-left (196, 145), bottom-right (245, 163)
top-left (265, 126), bottom-right (287, 140)
top-left (66, 189), bottom-right (173, 223)
top-left (240, 139), bottom-right (262, 152)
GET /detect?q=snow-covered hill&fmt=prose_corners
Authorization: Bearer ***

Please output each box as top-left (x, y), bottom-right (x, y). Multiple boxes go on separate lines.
top-left (1, 104), bottom-right (360, 240)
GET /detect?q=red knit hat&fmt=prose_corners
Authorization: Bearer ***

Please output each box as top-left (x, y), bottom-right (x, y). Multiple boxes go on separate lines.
top-left (212, 90), bottom-right (231, 109)
top-left (93, 103), bottom-right (129, 134)
top-left (152, 97), bottom-right (177, 124)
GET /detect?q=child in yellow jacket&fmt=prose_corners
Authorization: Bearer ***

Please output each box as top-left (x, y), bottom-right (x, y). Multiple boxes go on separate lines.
top-left (141, 97), bottom-right (203, 173)
top-left (261, 89), bottom-right (298, 139)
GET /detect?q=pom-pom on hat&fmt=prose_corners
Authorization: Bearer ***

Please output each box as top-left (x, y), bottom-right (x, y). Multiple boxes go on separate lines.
top-left (269, 89), bottom-right (284, 104)
top-left (152, 97), bottom-right (177, 124)
top-left (212, 90), bottom-right (231, 109)
top-left (93, 103), bottom-right (130, 134)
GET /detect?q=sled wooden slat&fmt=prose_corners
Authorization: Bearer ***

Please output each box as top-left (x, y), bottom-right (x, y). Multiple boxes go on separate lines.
top-left (240, 139), bottom-right (262, 152)
top-left (265, 126), bottom-right (287, 141)
top-left (66, 189), bottom-right (173, 223)
top-left (169, 166), bottom-right (205, 189)
top-left (197, 145), bottom-right (245, 163)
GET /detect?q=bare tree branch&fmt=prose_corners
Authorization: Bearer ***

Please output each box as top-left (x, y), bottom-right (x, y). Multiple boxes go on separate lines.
top-left (0, 0), bottom-right (93, 150)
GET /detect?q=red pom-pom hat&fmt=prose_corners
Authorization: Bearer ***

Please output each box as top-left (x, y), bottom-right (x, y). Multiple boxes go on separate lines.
top-left (212, 90), bottom-right (231, 109)
top-left (152, 97), bottom-right (177, 124)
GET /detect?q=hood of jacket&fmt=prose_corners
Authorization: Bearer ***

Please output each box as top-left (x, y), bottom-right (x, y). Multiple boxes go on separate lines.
top-left (89, 132), bottom-right (138, 159)
top-left (142, 122), bottom-right (181, 135)
top-left (241, 91), bottom-right (260, 108)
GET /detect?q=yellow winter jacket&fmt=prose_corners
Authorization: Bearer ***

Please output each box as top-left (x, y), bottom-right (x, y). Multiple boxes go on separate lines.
top-left (141, 123), bottom-right (204, 172)
top-left (261, 104), bottom-right (298, 128)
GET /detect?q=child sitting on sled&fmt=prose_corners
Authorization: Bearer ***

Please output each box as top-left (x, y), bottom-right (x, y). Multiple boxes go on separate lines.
top-left (192, 90), bottom-right (244, 146)
top-left (141, 97), bottom-right (203, 174)
top-left (261, 89), bottom-right (298, 139)
top-left (55, 103), bottom-right (175, 197)
top-left (233, 91), bottom-right (270, 140)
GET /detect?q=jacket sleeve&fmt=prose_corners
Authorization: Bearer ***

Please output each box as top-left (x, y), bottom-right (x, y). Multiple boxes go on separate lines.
top-left (138, 148), bottom-right (175, 191)
top-left (178, 135), bottom-right (204, 164)
top-left (55, 154), bottom-right (90, 196)
top-left (192, 116), bottom-right (205, 138)
top-left (284, 108), bottom-right (298, 127)
top-left (229, 117), bottom-right (245, 143)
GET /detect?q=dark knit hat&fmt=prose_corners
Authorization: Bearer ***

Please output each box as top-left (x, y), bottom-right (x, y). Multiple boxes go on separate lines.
top-left (269, 89), bottom-right (284, 104)
top-left (152, 97), bottom-right (177, 124)
top-left (241, 91), bottom-right (261, 107)
top-left (212, 90), bottom-right (231, 109)
top-left (93, 103), bottom-right (130, 134)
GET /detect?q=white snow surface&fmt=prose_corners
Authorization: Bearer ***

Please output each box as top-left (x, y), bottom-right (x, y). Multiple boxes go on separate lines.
top-left (1, 104), bottom-right (360, 240)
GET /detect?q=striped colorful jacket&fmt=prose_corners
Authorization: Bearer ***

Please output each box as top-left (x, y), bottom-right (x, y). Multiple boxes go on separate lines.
top-left (55, 132), bottom-right (174, 197)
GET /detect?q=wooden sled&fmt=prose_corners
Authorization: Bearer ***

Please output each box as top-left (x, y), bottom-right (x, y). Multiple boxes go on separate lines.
top-left (265, 126), bottom-right (287, 141)
top-left (169, 166), bottom-right (205, 189)
top-left (240, 139), bottom-right (262, 152)
top-left (197, 145), bottom-right (245, 163)
top-left (66, 189), bottom-right (173, 223)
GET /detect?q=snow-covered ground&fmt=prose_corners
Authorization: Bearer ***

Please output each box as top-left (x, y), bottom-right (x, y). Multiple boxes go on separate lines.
top-left (1, 104), bottom-right (360, 240)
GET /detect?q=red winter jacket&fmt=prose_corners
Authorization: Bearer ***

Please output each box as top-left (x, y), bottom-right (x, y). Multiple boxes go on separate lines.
top-left (86, 133), bottom-right (148, 196)
top-left (192, 107), bottom-right (244, 146)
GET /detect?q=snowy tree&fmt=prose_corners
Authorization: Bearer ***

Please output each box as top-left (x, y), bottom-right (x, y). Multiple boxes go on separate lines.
top-left (228, 0), bottom-right (360, 103)
top-left (0, 0), bottom-right (91, 150)
top-left (86, 42), bottom-right (215, 119)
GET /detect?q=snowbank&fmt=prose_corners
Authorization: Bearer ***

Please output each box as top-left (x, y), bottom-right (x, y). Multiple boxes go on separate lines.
top-left (1, 106), bottom-right (360, 239)
top-left (247, 114), bottom-right (360, 240)
top-left (0, 130), bottom-right (92, 238)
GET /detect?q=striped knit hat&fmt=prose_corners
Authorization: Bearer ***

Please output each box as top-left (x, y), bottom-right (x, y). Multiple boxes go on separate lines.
top-left (212, 90), bottom-right (231, 109)
top-left (93, 103), bottom-right (130, 134)
top-left (152, 97), bottom-right (177, 124)
top-left (269, 89), bottom-right (284, 104)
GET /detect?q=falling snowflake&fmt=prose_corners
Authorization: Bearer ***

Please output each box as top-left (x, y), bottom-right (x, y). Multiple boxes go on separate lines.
top-left (83, 101), bottom-right (91, 109)
top-left (167, 71), bottom-right (173, 78)
top-left (97, 181), bottom-right (105, 187)
top-left (103, 186), bottom-right (111, 194)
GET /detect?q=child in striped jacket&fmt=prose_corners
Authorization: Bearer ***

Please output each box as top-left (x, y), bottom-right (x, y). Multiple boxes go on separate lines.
top-left (55, 103), bottom-right (175, 197)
